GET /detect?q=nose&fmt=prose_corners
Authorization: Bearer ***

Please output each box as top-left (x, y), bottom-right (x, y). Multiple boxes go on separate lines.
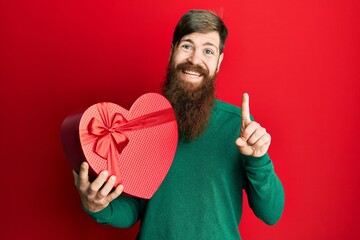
top-left (187, 50), bottom-right (203, 65)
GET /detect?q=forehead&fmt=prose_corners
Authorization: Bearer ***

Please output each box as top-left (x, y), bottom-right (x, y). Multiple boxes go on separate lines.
top-left (179, 31), bottom-right (220, 48)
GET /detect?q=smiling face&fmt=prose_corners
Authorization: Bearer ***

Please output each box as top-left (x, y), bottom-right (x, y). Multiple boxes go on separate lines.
top-left (163, 31), bottom-right (224, 141)
top-left (170, 31), bottom-right (224, 88)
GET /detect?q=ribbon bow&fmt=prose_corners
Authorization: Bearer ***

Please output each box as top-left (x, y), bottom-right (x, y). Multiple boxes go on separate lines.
top-left (81, 102), bottom-right (176, 184)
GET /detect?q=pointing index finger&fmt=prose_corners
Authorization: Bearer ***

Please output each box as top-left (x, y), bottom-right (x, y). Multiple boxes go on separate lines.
top-left (241, 93), bottom-right (251, 125)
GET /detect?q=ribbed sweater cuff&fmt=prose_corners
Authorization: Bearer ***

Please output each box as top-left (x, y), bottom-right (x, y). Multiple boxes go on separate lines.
top-left (243, 153), bottom-right (271, 168)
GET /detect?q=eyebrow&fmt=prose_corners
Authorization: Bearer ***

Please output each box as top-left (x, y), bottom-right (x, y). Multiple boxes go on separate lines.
top-left (180, 38), bottom-right (219, 52)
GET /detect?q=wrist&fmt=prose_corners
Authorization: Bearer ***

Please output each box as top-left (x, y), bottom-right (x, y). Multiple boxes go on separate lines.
top-left (81, 201), bottom-right (111, 215)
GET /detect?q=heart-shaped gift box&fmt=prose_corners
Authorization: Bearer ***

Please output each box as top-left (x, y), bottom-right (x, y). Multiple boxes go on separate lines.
top-left (61, 93), bottom-right (178, 199)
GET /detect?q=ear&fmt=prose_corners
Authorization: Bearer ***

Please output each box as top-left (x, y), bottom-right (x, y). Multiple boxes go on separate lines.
top-left (216, 53), bottom-right (224, 73)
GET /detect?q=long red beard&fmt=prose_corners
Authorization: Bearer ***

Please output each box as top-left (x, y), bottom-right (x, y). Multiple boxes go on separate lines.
top-left (162, 61), bottom-right (216, 141)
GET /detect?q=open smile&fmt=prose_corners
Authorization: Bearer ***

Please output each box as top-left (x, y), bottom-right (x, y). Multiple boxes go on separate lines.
top-left (181, 70), bottom-right (204, 84)
top-left (183, 70), bottom-right (202, 77)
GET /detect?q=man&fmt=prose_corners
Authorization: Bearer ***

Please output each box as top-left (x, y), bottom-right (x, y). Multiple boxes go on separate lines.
top-left (73, 9), bottom-right (285, 239)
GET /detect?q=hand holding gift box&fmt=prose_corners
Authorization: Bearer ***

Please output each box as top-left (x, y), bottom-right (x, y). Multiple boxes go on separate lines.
top-left (61, 93), bottom-right (178, 199)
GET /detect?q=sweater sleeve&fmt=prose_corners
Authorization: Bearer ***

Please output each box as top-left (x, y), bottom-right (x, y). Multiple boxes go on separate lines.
top-left (82, 195), bottom-right (146, 228)
top-left (243, 153), bottom-right (285, 225)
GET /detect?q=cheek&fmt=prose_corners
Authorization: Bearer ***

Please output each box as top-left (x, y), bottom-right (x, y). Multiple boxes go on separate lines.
top-left (172, 51), bottom-right (188, 66)
top-left (207, 61), bottom-right (219, 75)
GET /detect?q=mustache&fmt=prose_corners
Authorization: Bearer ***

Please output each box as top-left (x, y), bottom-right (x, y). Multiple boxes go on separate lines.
top-left (175, 62), bottom-right (209, 77)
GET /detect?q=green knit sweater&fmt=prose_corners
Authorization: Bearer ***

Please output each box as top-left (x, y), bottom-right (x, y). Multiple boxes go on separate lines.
top-left (85, 100), bottom-right (285, 239)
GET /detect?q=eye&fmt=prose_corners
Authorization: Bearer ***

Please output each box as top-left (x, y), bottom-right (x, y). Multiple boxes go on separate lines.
top-left (181, 44), bottom-right (192, 51)
top-left (205, 49), bottom-right (214, 55)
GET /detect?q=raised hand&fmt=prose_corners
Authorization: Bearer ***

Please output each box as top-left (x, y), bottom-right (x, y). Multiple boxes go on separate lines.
top-left (73, 162), bottom-right (124, 212)
top-left (235, 93), bottom-right (271, 157)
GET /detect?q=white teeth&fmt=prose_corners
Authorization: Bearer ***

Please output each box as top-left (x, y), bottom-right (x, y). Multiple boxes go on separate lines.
top-left (184, 70), bottom-right (201, 77)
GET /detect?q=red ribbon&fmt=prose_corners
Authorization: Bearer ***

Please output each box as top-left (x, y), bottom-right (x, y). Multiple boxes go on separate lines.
top-left (81, 102), bottom-right (176, 183)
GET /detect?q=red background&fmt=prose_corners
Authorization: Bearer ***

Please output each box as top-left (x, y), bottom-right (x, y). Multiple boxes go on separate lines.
top-left (1, 0), bottom-right (359, 239)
